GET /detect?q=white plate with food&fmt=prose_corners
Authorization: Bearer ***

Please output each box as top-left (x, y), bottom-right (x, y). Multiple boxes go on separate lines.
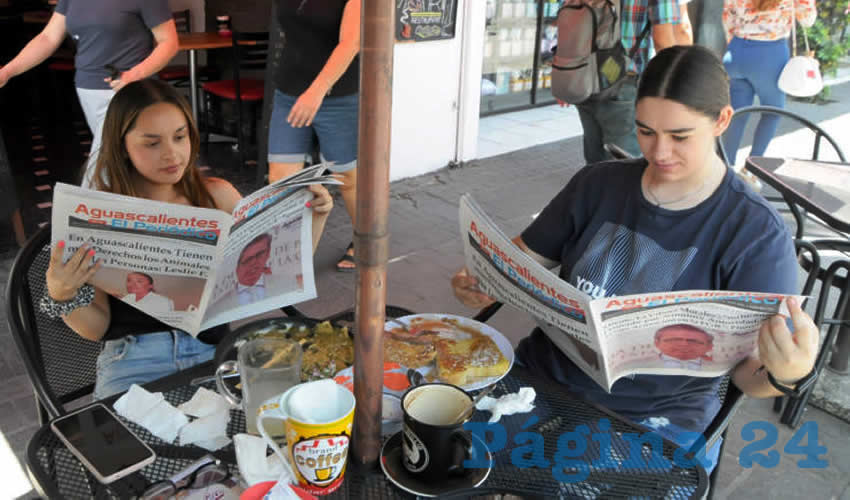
top-left (383, 314), bottom-right (514, 391)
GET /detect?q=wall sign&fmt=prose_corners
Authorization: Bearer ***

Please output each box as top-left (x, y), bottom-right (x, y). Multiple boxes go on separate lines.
top-left (396, 0), bottom-right (458, 42)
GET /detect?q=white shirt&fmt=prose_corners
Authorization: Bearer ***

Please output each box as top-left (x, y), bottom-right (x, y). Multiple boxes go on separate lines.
top-left (236, 275), bottom-right (266, 305)
top-left (122, 291), bottom-right (175, 312)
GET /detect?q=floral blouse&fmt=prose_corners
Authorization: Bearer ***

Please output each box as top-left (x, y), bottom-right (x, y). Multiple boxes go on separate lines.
top-left (723, 0), bottom-right (817, 41)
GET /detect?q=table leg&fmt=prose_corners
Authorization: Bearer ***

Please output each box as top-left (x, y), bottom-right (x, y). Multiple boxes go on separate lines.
top-left (189, 49), bottom-right (198, 123)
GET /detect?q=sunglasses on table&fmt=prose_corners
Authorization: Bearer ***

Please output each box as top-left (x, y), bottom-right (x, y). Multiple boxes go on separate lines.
top-left (140, 455), bottom-right (229, 500)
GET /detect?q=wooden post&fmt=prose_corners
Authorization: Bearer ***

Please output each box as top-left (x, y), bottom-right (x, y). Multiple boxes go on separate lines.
top-left (351, 0), bottom-right (394, 468)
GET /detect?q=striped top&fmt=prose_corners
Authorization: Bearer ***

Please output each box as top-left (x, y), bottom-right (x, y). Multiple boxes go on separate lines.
top-left (621, 0), bottom-right (680, 74)
top-left (723, 0), bottom-right (817, 41)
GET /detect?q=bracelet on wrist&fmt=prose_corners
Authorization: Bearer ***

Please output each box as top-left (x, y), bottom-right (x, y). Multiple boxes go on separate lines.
top-left (39, 284), bottom-right (95, 319)
top-left (767, 370), bottom-right (817, 397)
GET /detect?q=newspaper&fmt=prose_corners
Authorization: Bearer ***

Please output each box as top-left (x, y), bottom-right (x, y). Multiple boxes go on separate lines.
top-left (459, 194), bottom-right (802, 392)
top-left (50, 164), bottom-right (341, 336)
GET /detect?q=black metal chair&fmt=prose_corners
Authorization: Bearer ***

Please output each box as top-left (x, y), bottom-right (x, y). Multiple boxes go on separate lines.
top-left (718, 105), bottom-right (847, 241)
top-left (774, 245), bottom-right (850, 427)
top-left (720, 106), bottom-right (850, 374)
top-left (201, 31), bottom-right (269, 168)
top-left (5, 225), bottom-right (103, 421)
top-left (603, 142), bottom-right (632, 160)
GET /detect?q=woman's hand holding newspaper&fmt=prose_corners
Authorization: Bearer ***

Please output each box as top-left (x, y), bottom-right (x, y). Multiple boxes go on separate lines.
top-left (305, 184), bottom-right (333, 214)
top-left (757, 297), bottom-right (819, 386)
top-left (46, 241), bottom-right (102, 301)
top-left (451, 267), bottom-right (496, 309)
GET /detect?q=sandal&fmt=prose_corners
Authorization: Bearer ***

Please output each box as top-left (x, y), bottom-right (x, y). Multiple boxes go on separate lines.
top-left (336, 242), bottom-right (356, 272)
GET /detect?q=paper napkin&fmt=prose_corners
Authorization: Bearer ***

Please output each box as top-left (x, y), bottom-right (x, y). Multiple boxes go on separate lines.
top-left (475, 387), bottom-right (536, 423)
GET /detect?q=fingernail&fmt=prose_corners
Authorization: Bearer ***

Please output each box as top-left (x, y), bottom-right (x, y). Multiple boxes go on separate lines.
top-left (88, 249), bottom-right (95, 257)
top-left (305, 201), bottom-right (312, 208)
top-left (788, 297), bottom-right (797, 307)
top-left (57, 240), bottom-right (65, 248)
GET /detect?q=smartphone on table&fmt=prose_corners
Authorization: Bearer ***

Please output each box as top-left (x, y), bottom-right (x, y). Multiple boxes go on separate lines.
top-left (50, 403), bottom-right (156, 484)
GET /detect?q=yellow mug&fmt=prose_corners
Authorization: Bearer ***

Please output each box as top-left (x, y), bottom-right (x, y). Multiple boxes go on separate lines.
top-left (256, 379), bottom-right (355, 496)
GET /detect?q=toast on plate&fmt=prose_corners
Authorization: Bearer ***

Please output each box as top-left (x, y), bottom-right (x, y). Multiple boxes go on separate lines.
top-left (434, 336), bottom-right (509, 386)
top-left (383, 335), bottom-right (437, 368)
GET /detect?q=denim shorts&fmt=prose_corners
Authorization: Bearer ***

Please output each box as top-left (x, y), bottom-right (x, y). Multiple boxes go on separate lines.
top-left (94, 330), bottom-right (215, 400)
top-left (268, 90), bottom-right (358, 172)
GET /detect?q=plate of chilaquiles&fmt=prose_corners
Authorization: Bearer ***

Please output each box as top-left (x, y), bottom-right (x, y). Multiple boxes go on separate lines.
top-left (383, 314), bottom-right (514, 391)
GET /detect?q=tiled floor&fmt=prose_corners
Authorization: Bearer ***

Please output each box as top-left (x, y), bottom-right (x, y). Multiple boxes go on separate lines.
top-left (477, 104), bottom-right (584, 159)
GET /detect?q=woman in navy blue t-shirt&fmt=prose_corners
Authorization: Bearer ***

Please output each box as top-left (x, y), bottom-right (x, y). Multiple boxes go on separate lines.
top-left (452, 46), bottom-right (819, 475)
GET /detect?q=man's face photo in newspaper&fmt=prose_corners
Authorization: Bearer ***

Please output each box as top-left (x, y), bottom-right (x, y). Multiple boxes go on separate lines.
top-left (654, 325), bottom-right (713, 361)
top-left (237, 236), bottom-right (272, 287)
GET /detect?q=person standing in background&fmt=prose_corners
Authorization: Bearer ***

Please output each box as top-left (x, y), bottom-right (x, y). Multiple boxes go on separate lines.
top-left (570, 0), bottom-right (680, 164)
top-left (674, 0), bottom-right (694, 45)
top-left (721, 0), bottom-right (817, 167)
top-left (0, 0), bottom-right (179, 188)
top-left (267, 0), bottom-right (362, 272)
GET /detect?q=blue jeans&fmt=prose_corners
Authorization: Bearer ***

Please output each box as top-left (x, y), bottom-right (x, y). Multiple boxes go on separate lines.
top-left (722, 37), bottom-right (790, 166)
top-left (575, 76), bottom-right (641, 164)
top-left (268, 90), bottom-right (359, 172)
top-left (94, 331), bottom-right (215, 400)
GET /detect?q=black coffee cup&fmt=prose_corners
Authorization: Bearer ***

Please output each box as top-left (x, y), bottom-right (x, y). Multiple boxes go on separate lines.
top-left (401, 383), bottom-right (475, 481)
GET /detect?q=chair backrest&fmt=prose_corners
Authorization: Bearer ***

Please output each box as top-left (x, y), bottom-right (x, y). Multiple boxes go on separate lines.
top-left (231, 31), bottom-right (270, 105)
top-left (232, 31), bottom-right (270, 73)
top-left (719, 105), bottom-right (847, 166)
top-left (5, 225), bottom-right (102, 419)
top-left (603, 142), bottom-right (634, 160)
top-left (173, 9), bottom-right (191, 34)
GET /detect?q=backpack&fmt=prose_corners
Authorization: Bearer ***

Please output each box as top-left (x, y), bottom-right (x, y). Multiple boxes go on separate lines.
top-left (550, 0), bottom-right (650, 105)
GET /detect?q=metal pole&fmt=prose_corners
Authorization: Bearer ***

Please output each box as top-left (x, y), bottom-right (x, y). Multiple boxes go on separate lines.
top-left (352, 0), bottom-right (393, 468)
top-left (188, 49), bottom-right (199, 122)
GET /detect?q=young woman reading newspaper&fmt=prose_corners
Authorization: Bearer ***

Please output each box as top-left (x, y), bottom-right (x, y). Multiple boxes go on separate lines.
top-left (42, 79), bottom-right (333, 399)
top-left (452, 46), bottom-right (818, 474)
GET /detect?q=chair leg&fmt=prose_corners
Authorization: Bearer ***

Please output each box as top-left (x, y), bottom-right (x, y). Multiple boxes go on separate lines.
top-left (705, 429), bottom-right (729, 500)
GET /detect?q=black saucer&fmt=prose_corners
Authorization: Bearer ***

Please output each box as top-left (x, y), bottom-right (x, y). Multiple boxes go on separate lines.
top-left (379, 431), bottom-right (493, 497)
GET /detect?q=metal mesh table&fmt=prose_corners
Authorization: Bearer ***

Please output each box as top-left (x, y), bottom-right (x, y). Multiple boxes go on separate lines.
top-left (27, 363), bottom-right (707, 499)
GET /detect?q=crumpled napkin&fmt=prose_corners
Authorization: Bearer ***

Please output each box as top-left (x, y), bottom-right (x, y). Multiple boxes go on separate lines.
top-left (234, 433), bottom-right (291, 486)
top-left (475, 387), bottom-right (536, 423)
top-left (179, 408), bottom-right (231, 451)
top-left (113, 384), bottom-right (232, 450)
top-left (113, 384), bottom-right (188, 442)
top-left (261, 470), bottom-right (310, 500)
top-left (178, 386), bottom-right (233, 417)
